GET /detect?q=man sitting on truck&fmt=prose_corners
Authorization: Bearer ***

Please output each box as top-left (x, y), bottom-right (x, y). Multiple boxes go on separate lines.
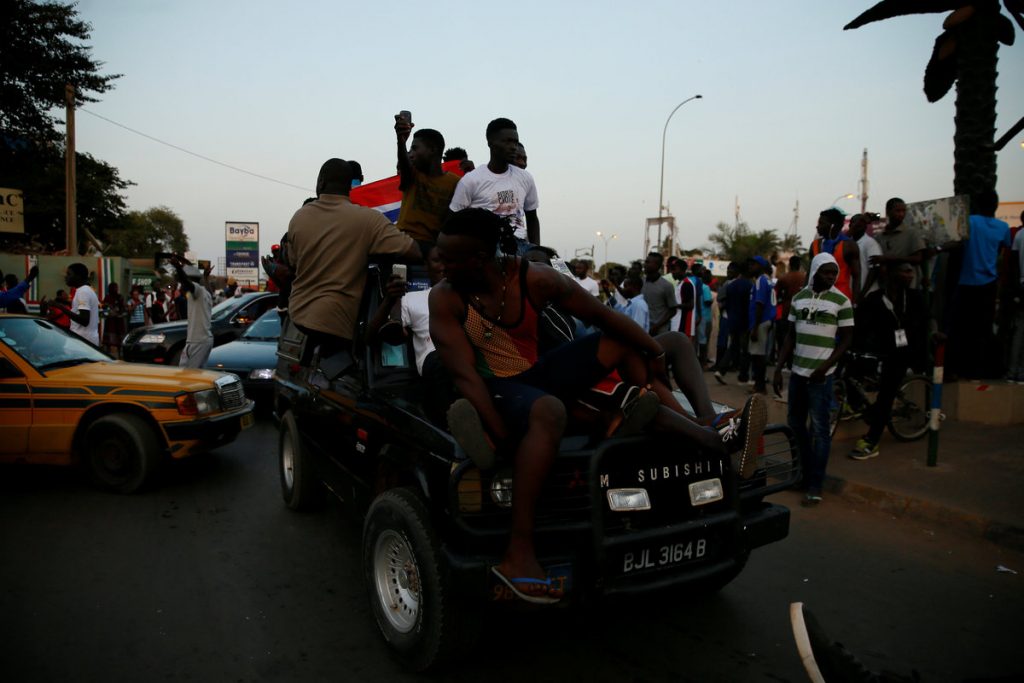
top-left (429, 208), bottom-right (767, 604)
top-left (287, 157), bottom-right (421, 372)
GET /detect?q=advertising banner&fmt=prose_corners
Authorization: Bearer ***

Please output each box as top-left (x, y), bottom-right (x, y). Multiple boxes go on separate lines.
top-left (225, 221), bottom-right (259, 286)
top-left (905, 195), bottom-right (969, 246)
top-left (0, 188), bottom-right (24, 233)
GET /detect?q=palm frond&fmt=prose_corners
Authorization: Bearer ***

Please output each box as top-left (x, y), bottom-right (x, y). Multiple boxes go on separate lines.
top-left (924, 30), bottom-right (958, 101)
top-left (1006, 0), bottom-right (1024, 31)
top-left (996, 12), bottom-right (1017, 43)
top-left (844, 0), bottom-right (965, 30)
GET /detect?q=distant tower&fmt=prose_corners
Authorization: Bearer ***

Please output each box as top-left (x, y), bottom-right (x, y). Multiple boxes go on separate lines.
top-left (859, 148), bottom-right (869, 214)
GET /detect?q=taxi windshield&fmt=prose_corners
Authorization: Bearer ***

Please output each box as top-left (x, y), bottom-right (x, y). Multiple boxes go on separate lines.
top-left (0, 317), bottom-right (110, 371)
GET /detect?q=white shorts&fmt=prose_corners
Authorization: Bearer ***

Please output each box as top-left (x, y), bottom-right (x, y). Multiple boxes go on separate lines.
top-left (747, 321), bottom-right (772, 356)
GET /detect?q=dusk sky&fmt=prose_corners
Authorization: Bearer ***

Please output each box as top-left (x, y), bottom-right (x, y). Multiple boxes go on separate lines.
top-left (73, 0), bottom-right (1024, 268)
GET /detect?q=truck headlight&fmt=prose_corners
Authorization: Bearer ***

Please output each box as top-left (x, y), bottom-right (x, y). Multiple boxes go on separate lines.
top-left (139, 332), bottom-right (165, 344)
top-left (607, 488), bottom-right (651, 512)
top-left (249, 368), bottom-right (274, 380)
top-left (688, 478), bottom-right (724, 506)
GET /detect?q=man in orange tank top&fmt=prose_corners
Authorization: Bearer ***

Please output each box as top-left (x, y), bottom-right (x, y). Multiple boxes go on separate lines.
top-left (429, 209), bottom-right (767, 604)
top-left (810, 208), bottom-right (861, 304)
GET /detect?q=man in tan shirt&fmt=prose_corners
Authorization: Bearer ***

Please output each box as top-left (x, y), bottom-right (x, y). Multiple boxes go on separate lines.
top-left (287, 158), bottom-right (420, 361)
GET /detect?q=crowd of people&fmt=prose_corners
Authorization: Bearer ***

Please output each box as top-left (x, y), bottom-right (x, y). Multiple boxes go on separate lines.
top-left (266, 116), bottom-right (1023, 601)
top-left (0, 255), bottom-right (222, 369)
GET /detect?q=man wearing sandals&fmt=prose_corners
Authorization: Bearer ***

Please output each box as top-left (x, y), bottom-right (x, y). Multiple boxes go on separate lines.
top-left (429, 208), bottom-right (767, 604)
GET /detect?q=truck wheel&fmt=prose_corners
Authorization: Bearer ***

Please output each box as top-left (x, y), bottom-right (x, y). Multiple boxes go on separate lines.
top-left (363, 487), bottom-right (478, 671)
top-left (278, 410), bottom-right (323, 511)
top-left (85, 413), bottom-right (163, 494)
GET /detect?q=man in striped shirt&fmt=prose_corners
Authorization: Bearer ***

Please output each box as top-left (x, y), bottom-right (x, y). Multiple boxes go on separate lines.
top-left (773, 253), bottom-right (854, 506)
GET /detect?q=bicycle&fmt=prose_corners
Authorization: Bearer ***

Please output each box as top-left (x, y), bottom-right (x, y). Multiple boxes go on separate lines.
top-left (829, 351), bottom-right (932, 441)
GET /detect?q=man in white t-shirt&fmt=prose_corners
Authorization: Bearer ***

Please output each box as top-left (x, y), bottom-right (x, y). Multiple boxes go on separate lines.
top-left (571, 259), bottom-right (601, 297)
top-left (44, 263), bottom-right (100, 346)
top-left (449, 117), bottom-right (539, 252)
top-left (850, 213), bottom-right (882, 301)
top-left (169, 255), bottom-right (214, 368)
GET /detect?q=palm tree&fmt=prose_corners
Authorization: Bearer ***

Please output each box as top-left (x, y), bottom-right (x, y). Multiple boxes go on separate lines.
top-left (844, 1), bottom-right (1023, 199)
top-left (707, 222), bottom-right (783, 262)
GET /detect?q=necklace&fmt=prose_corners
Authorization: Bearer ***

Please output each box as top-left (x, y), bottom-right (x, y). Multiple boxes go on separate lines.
top-left (472, 265), bottom-right (509, 340)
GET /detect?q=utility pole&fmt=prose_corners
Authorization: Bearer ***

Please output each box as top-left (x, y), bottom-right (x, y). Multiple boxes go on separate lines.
top-left (65, 84), bottom-right (77, 255)
top-left (789, 197), bottom-right (800, 234)
top-left (859, 148), bottom-right (869, 215)
top-left (734, 195), bottom-right (740, 228)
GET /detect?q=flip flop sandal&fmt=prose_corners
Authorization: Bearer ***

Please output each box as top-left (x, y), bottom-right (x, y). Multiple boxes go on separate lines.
top-left (490, 566), bottom-right (560, 605)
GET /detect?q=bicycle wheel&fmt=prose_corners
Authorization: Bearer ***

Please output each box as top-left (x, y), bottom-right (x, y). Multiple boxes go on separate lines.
top-left (829, 378), bottom-right (847, 438)
top-left (887, 375), bottom-right (930, 441)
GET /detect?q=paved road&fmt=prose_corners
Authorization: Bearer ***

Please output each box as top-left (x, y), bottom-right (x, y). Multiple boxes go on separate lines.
top-left (2, 419), bottom-right (1021, 682)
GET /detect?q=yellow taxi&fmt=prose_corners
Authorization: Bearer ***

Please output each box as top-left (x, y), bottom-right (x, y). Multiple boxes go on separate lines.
top-left (0, 314), bottom-right (255, 493)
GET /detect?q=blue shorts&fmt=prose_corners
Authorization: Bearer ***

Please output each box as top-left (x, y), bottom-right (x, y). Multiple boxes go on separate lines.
top-left (486, 332), bottom-right (609, 434)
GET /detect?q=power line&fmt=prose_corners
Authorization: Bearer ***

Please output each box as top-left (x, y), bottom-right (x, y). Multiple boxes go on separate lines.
top-left (79, 108), bottom-right (313, 193)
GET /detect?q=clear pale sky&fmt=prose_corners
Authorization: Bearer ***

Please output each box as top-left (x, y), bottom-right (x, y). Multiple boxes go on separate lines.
top-left (73, 0), bottom-right (1024, 268)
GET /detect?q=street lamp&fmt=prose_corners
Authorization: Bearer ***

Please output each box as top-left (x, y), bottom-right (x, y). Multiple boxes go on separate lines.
top-left (596, 231), bottom-right (618, 266)
top-left (831, 193), bottom-right (856, 206)
top-left (658, 94), bottom-right (703, 253)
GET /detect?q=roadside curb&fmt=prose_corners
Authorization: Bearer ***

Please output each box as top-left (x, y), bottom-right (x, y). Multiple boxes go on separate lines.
top-left (822, 474), bottom-right (1024, 552)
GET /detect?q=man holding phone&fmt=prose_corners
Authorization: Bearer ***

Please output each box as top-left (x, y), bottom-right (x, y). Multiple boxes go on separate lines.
top-left (394, 111), bottom-right (460, 255)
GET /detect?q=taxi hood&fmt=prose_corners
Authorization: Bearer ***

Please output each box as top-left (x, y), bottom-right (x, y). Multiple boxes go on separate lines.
top-left (45, 361), bottom-right (234, 394)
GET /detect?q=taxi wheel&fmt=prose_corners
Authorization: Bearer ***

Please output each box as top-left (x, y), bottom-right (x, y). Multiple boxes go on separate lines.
top-left (362, 487), bottom-right (479, 672)
top-left (85, 413), bottom-right (163, 494)
top-left (279, 410), bottom-right (324, 511)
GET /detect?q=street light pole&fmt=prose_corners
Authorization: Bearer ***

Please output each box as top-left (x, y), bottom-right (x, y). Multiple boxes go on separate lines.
top-left (831, 193), bottom-right (855, 206)
top-left (596, 231), bottom-right (618, 267)
top-left (657, 94), bottom-right (702, 254)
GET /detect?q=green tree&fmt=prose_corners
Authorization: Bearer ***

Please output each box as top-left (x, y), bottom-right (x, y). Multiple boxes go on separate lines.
top-left (0, 143), bottom-right (132, 252)
top-left (707, 222), bottom-right (783, 263)
top-left (844, 1), bottom-right (1023, 198)
top-left (0, 0), bottom-right (120, 144)
top-left (0, 0), bottom-right (128, 253)
top-left (104, 207), bottom-right (190, 258)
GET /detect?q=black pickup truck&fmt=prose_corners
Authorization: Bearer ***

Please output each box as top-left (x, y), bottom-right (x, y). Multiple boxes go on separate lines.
top-left (273, 263), bottom-right (800, 671)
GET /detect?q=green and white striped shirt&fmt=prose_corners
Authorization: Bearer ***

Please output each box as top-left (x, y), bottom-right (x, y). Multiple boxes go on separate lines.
top-left (788, 286), bottom-right (854, 377)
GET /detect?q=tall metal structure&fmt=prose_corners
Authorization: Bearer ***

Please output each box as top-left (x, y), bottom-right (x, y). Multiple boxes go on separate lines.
top-left (859, 148), bottom-right (869, 214)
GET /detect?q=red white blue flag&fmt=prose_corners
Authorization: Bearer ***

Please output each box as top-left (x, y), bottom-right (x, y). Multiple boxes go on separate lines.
top-left (350, 160), bottom-right (465, 222)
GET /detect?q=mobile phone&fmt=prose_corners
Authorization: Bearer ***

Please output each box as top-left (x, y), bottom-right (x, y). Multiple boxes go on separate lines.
top-left (393, 264), bottom-right (407, 282)
top-left (398, 110), bottom-right (412, 126)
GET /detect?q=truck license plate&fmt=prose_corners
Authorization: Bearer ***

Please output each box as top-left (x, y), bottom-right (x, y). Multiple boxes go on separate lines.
top-left (240, 413), bottom-right (255, 430)
top-left (621, 538), bottom-right (709, 574)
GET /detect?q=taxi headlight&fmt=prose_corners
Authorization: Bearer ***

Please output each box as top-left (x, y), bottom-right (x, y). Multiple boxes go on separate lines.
top-left (176, 389), bottom-right (220, 416)
top-left (139, 332), bottom-right (165, 344)
top-left (249, 368), bottom-right (274, 380)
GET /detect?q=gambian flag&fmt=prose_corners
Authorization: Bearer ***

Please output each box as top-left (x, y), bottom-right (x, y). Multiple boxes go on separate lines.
top-left (350, 160), bottom-right (465, 221)
top-left (96, 257), bottom-right (118, 299)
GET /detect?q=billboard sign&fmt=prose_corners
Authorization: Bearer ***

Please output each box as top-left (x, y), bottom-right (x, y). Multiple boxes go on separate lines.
top-left (225, 221), bottom-right (259, 286)
top-left (0, 188), bottom-right (24, 233)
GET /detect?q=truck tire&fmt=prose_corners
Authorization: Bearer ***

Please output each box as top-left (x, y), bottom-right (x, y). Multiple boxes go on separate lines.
top-left (278, 409), bottom-right (324, 511)
top-left (85, 413), bottom-right (163, 494)
top-left (363, 487), bottom-right (479, 671)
